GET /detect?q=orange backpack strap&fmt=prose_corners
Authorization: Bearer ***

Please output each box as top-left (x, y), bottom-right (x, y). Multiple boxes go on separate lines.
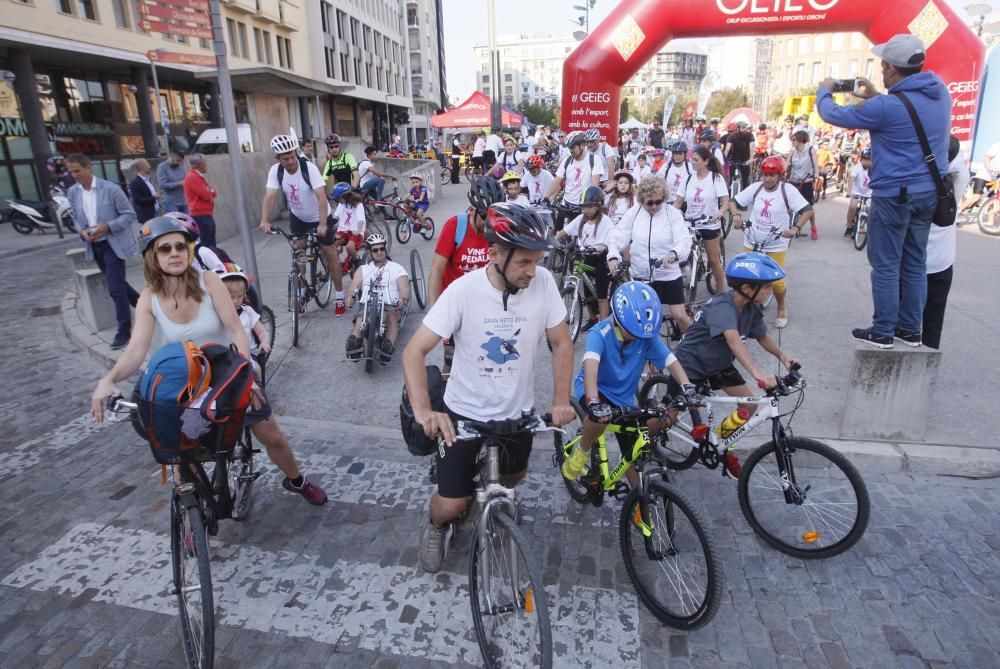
top-left (180, 340), bottom-right (212, 403)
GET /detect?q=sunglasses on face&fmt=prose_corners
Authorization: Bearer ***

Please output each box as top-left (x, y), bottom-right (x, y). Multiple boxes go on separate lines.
top-left (370, 247), bottom-right (387, 254)
top-left (156, 241), bottom-right (188, 255)
top-left (327, 143), bottom-right (340, 147)
top-left (645, 199), bottom-right (665, 207)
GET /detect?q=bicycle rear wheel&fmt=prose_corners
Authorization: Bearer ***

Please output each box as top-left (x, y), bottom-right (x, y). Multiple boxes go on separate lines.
top-left (364, 301), bottom-right (378, 373)
top-left (313, 254), bottom-right (333, 308)
top-left (395, 217), bottom-right (412, 244)
top-left (420, 217), bottom-right (435, 240)
top-left (853, 210), bottom-right (868, 251)
top-left (978, 198), bottom-right (1000, 235)
top-left (561, 285), bottom-right (582, 343)
top-left (620, 480), bottom-right (722, 630)
top-left (228, 429), bottom-right (256, 521)
top-left (637, 374), bottom-right (701, 470)
top-left (369, 218), bottom-right (394, 253)
top-left (288, 271), bottom-right (302, 348)
top-left (171, 495), bottom-right (215, 668)
top-left (738, 437), bottom-right (870, 559)
top-left (409, 249), bottom-right (427, 309)
top-left (470, 510), bottom-right (552, 669)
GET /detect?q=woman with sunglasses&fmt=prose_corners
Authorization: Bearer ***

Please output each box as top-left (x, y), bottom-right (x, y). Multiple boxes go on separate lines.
top-left (607, 177), bottom-right (693, 332)
top-left (89, 216), bottom-right (328, 506)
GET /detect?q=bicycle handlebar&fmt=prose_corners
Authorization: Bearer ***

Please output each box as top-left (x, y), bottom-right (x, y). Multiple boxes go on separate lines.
top-left (454, 411), bottom-right (563, 441)
top-left (756, 363), bottom-right (805, 396)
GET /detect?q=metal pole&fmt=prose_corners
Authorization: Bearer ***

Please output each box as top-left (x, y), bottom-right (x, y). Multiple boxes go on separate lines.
top-left (149, 58), bottom-right (167, 156)
top-left (315, 94), bottom-right (325, 139)
top-left (209, 0), bottom-right (260, 290)
top-left (487, 0), bottom-right (500, 130)
top-left (386, 94), bottom-right (391, 149)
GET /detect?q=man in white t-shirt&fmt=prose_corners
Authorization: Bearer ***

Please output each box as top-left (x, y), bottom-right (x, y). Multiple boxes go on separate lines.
top-left (345, 232), bottom-right (410, 362)
top-left (485, 129), bottom-right (504, 156)
top-left (728, 155), bottom-right (813, 329)
top-left (357, 145), bottom-right (398, 201)
top-left (259, 134), bottom-right (345, 312)
top-left (472, 132), bottom-right (486, 170)
top-left (403, 203), bottom-right (574, 573)
top-left (546, 132), bottom-right (605, 230)
top-left (520, 154), bottom-right (554, 204)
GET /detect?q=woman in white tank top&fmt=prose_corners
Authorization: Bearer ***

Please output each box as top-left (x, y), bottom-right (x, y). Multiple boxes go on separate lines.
top-left (90, 217), bottom-right (328, 505)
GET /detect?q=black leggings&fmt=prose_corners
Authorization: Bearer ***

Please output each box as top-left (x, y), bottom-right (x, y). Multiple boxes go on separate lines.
top-left (922, 265), bottom-right (952, 350)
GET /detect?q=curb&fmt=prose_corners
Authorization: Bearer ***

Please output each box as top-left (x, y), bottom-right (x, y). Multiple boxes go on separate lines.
top-left (0, 235), bottom-right (75, 260)
top-left (60, 290), bottom-right (1000, 477)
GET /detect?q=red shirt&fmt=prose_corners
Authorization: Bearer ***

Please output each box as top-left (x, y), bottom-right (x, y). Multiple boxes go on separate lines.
top-left (434, 210), bottom-right (490, 293)
top-left (183, 169), bottom-right (216, 216)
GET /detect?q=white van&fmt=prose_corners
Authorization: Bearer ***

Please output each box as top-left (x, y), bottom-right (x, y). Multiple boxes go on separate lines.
top-left (192, 124), bottom-right (254, 154)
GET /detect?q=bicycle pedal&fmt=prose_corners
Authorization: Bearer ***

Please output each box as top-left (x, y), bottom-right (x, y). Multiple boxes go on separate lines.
top-left (610, 482), bottom-right (630, 501)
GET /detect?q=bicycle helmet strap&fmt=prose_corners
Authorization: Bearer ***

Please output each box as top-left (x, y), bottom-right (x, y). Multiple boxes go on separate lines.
top-left (493, 254), bottom-right (521, 309)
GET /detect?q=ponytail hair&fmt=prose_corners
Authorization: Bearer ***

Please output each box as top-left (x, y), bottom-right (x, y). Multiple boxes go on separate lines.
top-left (692, 146), bottom-right (722, 176)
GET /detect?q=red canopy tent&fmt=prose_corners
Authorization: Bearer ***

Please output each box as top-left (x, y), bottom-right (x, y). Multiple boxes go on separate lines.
top-left (431, 91), bottom-right (523, 128)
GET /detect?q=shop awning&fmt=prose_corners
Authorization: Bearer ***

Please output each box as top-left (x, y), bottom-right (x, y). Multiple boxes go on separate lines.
top-left (431, 91), bottom-right (523, 129)
top-left (195, 67), bottom-right (353, 98)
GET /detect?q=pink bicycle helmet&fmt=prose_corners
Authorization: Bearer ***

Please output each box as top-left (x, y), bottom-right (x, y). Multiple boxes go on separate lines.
top-left (164, 211), bottom-right (199, 240)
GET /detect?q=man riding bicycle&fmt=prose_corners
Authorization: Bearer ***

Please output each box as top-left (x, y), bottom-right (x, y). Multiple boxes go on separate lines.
top-left (402, 203), bottom-right (575, 573)
top-left (259, 134), bottom-right (346, 313)
top-left (346, 233), bottom-right (410, 363)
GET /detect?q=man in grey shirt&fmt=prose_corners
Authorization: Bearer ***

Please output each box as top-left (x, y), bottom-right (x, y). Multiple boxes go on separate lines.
top-left (156, 150), bottom-right (187, 213)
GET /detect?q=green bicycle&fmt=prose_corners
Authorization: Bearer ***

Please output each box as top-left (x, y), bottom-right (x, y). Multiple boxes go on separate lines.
top-left (552, 401), bottom-right (723, 630)
top-left (555, 243), bottom-right (628, 343)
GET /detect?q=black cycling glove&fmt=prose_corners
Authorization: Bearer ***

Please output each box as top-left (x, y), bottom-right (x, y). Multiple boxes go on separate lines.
top-left (585, 399), bottom-right (614, 422)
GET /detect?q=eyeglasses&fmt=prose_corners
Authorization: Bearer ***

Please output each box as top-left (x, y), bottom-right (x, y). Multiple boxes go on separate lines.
top-left (645, 199), bottom-right (665, 207)
top-left (370, 247), bottom-right (387, 254)
top-left (327, 143), bottom-right (340, 147)
top-left (155, 241), bottom-right (188, 255)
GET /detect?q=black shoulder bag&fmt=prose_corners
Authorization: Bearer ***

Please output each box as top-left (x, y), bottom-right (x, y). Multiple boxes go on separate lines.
top-left (891, 91), bottom-right (956, 227)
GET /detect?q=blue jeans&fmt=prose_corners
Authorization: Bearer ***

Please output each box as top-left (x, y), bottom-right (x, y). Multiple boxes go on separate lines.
top-left (162, 201), bottom-right (188, 214)
top-left (193, 214), bottom-right (217, 248)
top-left (360, 177), bottom-right (385, 200)
top-left (92, 241), bottom-right (140, 339)
top-left (867, 191), bottom-right (936, 336)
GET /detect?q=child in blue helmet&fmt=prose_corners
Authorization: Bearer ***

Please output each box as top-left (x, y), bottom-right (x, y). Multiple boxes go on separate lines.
top-left (561, 281), bottom-right (698, 489)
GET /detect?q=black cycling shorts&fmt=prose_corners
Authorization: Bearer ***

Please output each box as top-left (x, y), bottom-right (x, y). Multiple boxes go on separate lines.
top-left (972, 177), bottom-right (987, 194)
top-left (696, 227), bottom-right (722, 241)
top-left (663, 365), bottom-right (746, 399)
top-left (650, 277), bottom-right (685, 306)
top-left (289, 212), bottom-right (336, 246)
top-left (434, 403), bottom-right (533, 499)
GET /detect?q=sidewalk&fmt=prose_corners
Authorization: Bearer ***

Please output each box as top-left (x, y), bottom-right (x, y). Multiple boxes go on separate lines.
top-left (0, 219), bottom-right (75, 259)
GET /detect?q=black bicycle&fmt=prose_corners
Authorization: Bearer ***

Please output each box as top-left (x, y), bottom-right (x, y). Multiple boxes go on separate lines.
top-left (109, 394), bottom-right (260, 668)
top-left (270, 226), bottom-right (334, 348)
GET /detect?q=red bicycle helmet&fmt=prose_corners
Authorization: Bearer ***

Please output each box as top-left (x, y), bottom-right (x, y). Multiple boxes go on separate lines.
top-left (760, 155), bottom-right (786, 175)
top-left (527, 154), bottom-right (545, 169)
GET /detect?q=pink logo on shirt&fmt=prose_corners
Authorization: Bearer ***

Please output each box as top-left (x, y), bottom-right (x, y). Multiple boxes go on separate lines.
top-left (693, 185), bottom-right (704, 203)
top-left (288, 183), bottom-right (300, 206)
top-left (760, 198), bottom-right (774, 218)
top-left (572, 167), bottom-right (583, 187)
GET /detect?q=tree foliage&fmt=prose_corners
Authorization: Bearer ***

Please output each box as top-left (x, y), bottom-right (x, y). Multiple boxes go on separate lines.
top-left (703, 87), bottom-right (751, 120)
top-left (515, 100), bottom-right (558, 127)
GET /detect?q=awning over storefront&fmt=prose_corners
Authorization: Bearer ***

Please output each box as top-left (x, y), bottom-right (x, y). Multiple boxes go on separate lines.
top-left (430, 91), bottom-right (523, 129)
top-left (195, 67), bottom-right (353, 98)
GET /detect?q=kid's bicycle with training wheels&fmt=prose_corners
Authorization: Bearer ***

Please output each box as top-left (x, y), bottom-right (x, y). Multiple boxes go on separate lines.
top-left (638, 364), bottom-right (870, 559)
top-left (552, 399), bottom-right (723, 630)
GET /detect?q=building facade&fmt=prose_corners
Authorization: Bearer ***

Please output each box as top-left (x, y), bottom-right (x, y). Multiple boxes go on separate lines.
top-left (623, 41), bottom-right (708, 102)
top-left (473, 33), bottom-right (576, 108)
top-left (769, 32), bottom-right (878, 101)
top-left (404, 0), bottom-right (447, 144)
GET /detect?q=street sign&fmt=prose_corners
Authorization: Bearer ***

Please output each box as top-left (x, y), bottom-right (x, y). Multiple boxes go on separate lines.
top-left (148, 0), bottom-right (209, 9)
top-left (138, 17), bottom-right (213, 40)
top-left (138, 3), bottom-right (211, 25)
top-left (145, 50), bottom-right (218, 67)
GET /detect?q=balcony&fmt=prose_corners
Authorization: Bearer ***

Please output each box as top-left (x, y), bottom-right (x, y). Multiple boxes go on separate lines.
top-left (255, 0), bottom-right (281, 24)
top-left (221, 0), bottom-right (256, 13)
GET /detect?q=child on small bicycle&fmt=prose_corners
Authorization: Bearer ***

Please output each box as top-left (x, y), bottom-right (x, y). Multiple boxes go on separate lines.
top-left (218, 263), bottom-right (271, 376)
top-left (407, 173), bottom-right (430, 231)
top-left (331, 181), bottom-right (367, 275)
top-left (845, 149), bottom-right (873, 236)
top-left (555, 185), bottom-right (614, 331)
top-left (345, 233), bottom-right (410, 362)
top-left (660, 253), bottom-right (799, 478)
top-left (561, 281), bottom-right (698, 489)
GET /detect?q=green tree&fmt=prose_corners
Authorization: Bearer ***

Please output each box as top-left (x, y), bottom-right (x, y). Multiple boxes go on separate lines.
top-left (703, 87), bottom-right (751, 120)
top-left (515, 101), bottom-right (556, 127)
top-left (619, 97), bottom-right (630, 125)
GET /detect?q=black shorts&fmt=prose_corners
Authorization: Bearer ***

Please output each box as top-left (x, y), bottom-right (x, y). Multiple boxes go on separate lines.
top-left (434, 404), bottom-right (534, 499)
top-left (972, 178), bottom-right (987, 194)
top-left (695, 227), bottom-right (721, 241)
top-left (289, 212), bottom-right (336, 246)
top-left (650, 277), bottom-right (685, 306)
top-left (585, 251), bottom-right (612, 299)
top-left (663, 365), bottom-right (746, 398)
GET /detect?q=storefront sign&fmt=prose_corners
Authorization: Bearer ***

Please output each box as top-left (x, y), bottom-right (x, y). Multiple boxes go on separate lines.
top-left (149, 0), bottom-right (209, 10)
top-left (138, 17), bottom-right (214, 40)
top-left (147, 50), bottom-right (218, 68)
top-left (0, 116), bottom-right (28, 138)
top-left (53, 122), bottom-right (114, 137)
top-left (138, 3), bottom-right (211, 25)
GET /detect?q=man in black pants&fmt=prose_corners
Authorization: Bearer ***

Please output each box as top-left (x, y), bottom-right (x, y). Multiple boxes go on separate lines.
top-left (450, 134), bottom-right (463, 184)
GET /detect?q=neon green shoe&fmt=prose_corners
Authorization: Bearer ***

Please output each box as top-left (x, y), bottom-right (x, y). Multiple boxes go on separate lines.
top-left (561, 447), bottom-right (589, 480)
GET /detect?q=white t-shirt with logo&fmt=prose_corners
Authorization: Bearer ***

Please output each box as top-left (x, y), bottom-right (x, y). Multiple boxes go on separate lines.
top-left (358, 159), bottom-right (375, 187)
top-left (521, 169), bottom-right (554, 204)
top-left (850, 163), bottom-right (872, 197)
top-left (266, 160), bottom-right (325, 223)
top-left (632, 164), bottom-right (652, 183)
top-left (660, 161), bottom-right (692, 200)
top-left (334, 202), bottom-right (366, 234)
top-left (359, 260), bottom-right (408, 304)
top-left (927, 154), bottom-right (969, 274)
top-left (422, 266), bottom-right (566, 421)
top-left (556, 155), bottom-right (605, 206)
top-left (679, 172), bottom-right (728, 229)
top-left (734, 182), bottom-right (809, 252)
top-left (496, 150), bottom-right (526, 173)
top-left (605, 194), bottom-right (635, 223)
top-left (563, 214), bottom-right (613, 249)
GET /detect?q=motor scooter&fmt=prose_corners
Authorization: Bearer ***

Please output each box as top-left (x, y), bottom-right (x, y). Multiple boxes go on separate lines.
top-left (4, 185), bottom-right (76, 235)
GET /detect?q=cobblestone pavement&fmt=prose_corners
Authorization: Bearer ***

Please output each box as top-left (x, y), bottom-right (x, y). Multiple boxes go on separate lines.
top-left (3, 221), bottom-right (1000, 668)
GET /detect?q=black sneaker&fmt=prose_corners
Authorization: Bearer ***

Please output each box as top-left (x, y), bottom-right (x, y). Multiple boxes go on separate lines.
top-left (852, 327), bottom-right (893, 349)
top-left (110, 335), bottom-right (130, 351)
top-left (894, 329), bottom-right (922, 348)
top-left (345, 334), bottom-right (363, 360)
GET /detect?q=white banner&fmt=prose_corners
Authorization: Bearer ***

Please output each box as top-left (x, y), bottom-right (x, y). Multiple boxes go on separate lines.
top-left (662, 94), bottom-right (677, 127)
top-left (697, 71), bottom-right (721, 116)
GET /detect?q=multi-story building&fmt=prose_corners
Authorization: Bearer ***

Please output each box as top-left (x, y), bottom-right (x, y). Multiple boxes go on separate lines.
top-left (769, 32), bottom-right (878, 101)
top-left (404, 0), bottom-right (447, 144)
top-left (623, 41), bottom-right (708, 104)
top-left (473, 33), bottom-right (576, 108)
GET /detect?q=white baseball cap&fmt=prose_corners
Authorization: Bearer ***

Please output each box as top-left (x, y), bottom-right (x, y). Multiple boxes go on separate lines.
top-left (872, 34), bottom-right (926, 69)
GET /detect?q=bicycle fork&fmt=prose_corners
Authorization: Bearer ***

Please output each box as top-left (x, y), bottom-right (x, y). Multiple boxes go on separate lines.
top-left (476, 445), bottom-right (524, 615)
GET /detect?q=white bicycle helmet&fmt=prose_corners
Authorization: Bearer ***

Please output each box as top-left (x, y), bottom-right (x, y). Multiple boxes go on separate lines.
top-left (270, 134), bottom-right (299, 154)
top-left (584, 128), bottom-right (602, 141)
top-left (364, 232), bottom-right (387, 248)
top-left (565, 131), bottom-right (586, 148)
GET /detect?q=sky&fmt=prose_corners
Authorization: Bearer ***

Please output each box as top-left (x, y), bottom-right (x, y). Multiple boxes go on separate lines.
top-left (441, 0), bottom-right (995, 103)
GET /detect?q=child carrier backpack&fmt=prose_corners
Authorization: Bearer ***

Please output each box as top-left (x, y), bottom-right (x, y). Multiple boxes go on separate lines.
top-left (399, 365), bottom-right (446, 456)
top-left (133, 341), bottom-right (254, 464)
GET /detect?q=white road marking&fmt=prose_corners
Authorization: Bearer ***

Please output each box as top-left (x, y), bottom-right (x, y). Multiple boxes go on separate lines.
top-left (0, 413), bottom-right (113, 480)
top-left (3, 523), bottom-right (641, 668)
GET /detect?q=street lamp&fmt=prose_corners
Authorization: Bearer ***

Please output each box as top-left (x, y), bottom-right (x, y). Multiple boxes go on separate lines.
top-left (966, 3), bottom-right (994, 36)
top-left (572, 1), bottom-right (596, 33)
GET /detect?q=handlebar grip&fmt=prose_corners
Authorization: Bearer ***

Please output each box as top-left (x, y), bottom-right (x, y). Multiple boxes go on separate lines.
top-left (757, 379), bottom-right (767, 389)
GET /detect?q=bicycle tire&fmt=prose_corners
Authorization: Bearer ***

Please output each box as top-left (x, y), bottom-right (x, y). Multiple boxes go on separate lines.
top-left (289, 272), bottom-right (301, 348)
top-left (561, 285), bottom-right (583, 343)
top-left (738, 437), bottom-right (870, 559)
top-left (228, 428), bottom-right (256, 521)
top-left (420, 217), bottom-right (435, 241)
top-left (441, 167), bottom-right (452, 182)
top-left (395, 217), bottom-right (412, 244)
top-left (258, 305), bottom-right (276, 353)
top-left (853, 210), bottom-right (868, 251)
top-left (410, 249), bottom-right (426, 309)
top-left (637, 374), bottom-right (701, 470)
top-left (978, 198), bottom-right (1000, 236)
top-left (684, 253), bottom-right (701, 306)
top-left (313, 253), bottom-right (334, 308)
top-left (364, 300), bottom-right (378, 374)
top-left (171, 496), bottom-right (215, 669)
top-left (552, 401), bottom-right (591, 503)
top-left (469, 510), bottom-right (553, 669)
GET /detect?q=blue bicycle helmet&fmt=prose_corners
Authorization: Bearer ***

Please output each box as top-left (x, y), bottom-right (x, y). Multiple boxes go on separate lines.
top-left (667, 140), bottom-right (688, 153)
top-left (611, 281), bottom-right (662, 340)
top-left (725, 252), bottom-right (786, 289)
top-left (330, 182), bottom-right (353, 201)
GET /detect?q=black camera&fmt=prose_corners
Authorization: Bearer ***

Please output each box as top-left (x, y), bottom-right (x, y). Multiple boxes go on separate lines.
top-left (831, 78), bottom-right (858, 93)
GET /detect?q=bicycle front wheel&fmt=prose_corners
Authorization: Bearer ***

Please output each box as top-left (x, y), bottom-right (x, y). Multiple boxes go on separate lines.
top-left (171, 496), bottom-right (215, 668)
top-left (420, 216), bottom-right (435, 240)
top-left (409, 248), bottom-right (427, 309)
top-left (288, 272), bottom-right (302, 348)
top-left (395, 217), bottom-right (412, 244)
top-left (978, 198), bottom-right (1000, 235)
top-left (853, 210), bottom-right (868, 251)
top-left (441, 167), bottom-right (452, 182)
top-left (228, 429), bottom-right (256, 521)
top-left (620, 480), bottom-right (722, 630)
top-left (470, 510), bottom-right (552, 669)
top-left (738, 437), bottom-right (870, 559)
top-left (364, 302), bottom-right (378, 374)
top-left (561, 285), bottom-right (583, 343)
top-left (313, 253), bottom-right (333, 308)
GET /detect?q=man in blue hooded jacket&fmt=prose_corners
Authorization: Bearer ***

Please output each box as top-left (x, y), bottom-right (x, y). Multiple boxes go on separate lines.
top-left (816, 34), bottom-right (950, 349)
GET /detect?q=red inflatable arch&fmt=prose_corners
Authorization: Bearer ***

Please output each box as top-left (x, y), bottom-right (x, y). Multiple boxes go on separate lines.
top-left (562, 0), bottom-right (984, 143)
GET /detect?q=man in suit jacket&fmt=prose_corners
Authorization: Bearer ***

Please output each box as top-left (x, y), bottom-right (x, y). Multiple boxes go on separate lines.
top-left (128, 158), bottom-right (161, 223)
top-left (65, 153), bottom-right (141, 350)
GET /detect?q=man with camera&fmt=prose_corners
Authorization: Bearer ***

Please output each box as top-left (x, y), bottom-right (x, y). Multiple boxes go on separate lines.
top-left (816, 34), bottom-right (950, 350)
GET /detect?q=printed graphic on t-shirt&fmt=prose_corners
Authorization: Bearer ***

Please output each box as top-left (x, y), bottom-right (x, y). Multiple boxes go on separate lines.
top-left (287, 183), bottom-right (301, 208)
top-left (458, 247), bottom-right (488, 273)
top-left (476, 315), bottom-right (527, 377)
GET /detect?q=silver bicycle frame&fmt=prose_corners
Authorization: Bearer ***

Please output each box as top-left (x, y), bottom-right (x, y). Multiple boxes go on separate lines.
top-left (668, 393), bottom-right (780, 452)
